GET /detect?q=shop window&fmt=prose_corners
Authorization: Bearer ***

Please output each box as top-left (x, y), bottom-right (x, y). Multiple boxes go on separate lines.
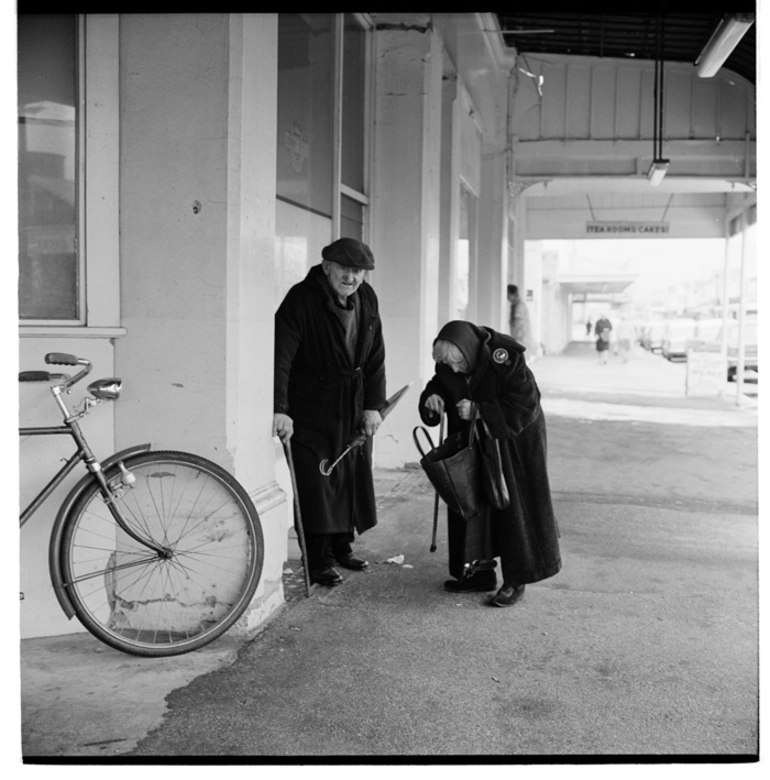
top-left (341, 14), bottom-right (365, 194)
top-left (276, 13), bottom-right (335, 219)
top-left (339, 13), bottom-right (368, 241)
top-left (275, 13), bottom-right (371, 295)
top-left (341, 194), bottom-right (363, 242)
top-left (17, 14), bottom-right (81, 321)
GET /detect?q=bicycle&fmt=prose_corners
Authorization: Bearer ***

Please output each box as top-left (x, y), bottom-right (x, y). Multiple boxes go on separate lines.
top-left (20, 353), bottom-right (264, 657)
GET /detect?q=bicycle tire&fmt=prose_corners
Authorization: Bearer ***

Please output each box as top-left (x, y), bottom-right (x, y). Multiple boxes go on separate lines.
top-left (59, 450), bottom-right (264, 657)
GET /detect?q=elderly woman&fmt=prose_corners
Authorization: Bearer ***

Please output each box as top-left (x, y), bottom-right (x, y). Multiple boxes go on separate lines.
top-left (418, 320), bottom-right (561, 607)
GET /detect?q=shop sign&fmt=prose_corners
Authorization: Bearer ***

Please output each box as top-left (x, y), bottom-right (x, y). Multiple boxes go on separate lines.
top-left (586, 222), bottom-right (670, 236)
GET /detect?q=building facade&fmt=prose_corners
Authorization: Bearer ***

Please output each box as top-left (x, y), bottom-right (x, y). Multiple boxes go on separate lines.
top-left (18, 13), bottom-right (516, 638)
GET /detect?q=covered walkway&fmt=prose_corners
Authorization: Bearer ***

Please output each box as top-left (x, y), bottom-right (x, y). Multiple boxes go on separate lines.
top-left (20, 340), bottom-right (758, 760)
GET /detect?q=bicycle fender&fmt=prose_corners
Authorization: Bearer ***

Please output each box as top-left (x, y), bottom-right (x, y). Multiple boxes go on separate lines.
top-left (48, 444), bottom-right (152, 619)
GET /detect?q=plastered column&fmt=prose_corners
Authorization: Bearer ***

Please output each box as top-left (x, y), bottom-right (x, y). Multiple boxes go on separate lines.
top-left (476, 144), bottom-right (509, 332)
top-left (369, 20), bottom-right (443, 467)
top-left (117, 13), bottom-right (286, 629)
top-left (508, 192), bottom-right (527, 290)
top-left (117, 13), bottom-right (231, 457)
top-left (224, 14), bottom-right (287, 626)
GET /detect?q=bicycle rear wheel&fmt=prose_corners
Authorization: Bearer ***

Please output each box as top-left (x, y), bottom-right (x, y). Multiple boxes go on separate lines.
top-left (60, 450), bottom-right (263, 657)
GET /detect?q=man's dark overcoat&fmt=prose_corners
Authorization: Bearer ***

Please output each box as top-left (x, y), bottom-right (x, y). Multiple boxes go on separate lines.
top-left (275, 264), bottom-right (386, 535)
top-left (419, 324), bottom-right (561, 585)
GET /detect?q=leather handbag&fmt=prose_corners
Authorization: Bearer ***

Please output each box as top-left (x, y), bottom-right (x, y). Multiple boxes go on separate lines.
top-left (477, 418), bottom-right (510, 510)
top-left (413, 423), bottom-right (482, 521)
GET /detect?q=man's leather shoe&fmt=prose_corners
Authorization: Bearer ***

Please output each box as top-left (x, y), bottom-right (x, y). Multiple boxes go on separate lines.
top-left (490, 583), bottom-right (525, 607)
top-left (444, 570), bottom-right (497, 592)
top-left (335, 553), bottom-right (369, 571)
top-left (310, 567), bottom-right (343, 586)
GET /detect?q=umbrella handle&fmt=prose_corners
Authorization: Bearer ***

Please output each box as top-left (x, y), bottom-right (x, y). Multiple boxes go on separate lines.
top-left (319, 446), bottom-right (351, 476)
top-left (319, 431), bottom-right (368, 475)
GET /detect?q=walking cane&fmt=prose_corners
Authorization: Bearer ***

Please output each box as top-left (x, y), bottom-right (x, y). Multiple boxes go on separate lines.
top-left (282, 438), bottom-right (312, 597)
top-left (429, 412), bottom-right (445, 553)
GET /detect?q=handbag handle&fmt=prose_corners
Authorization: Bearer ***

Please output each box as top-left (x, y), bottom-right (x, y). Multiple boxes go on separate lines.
top-left (412, 426), bottom-right (436, 459)
top-left (468, 416), bottom-right (480, 446)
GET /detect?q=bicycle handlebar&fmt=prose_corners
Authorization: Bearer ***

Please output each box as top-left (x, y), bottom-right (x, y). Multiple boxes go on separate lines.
top-left (45, 352), bottom-right (81, 366)
top-left (18, 371), bottom-right (70, 383)
top-left (45, 353), bottom-right (92, 390)
top-left (19, 354), bottom-right (93, 391)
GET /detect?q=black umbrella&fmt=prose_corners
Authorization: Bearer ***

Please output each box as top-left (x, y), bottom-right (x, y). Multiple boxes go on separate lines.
top-left (319, 382), bottom-right (413, 476)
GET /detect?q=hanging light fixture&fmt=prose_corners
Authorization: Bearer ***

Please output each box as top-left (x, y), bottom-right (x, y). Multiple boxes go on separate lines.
top-left (647, 14), bottom-right (669, 186)
top-left (695, 13), bottom-right (754, 78)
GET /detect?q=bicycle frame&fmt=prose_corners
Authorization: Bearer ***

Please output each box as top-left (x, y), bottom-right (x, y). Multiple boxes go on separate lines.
top-left (20, 381), bottom-right (164, 550)
top-left (20, 356), bottom-right (158, 618)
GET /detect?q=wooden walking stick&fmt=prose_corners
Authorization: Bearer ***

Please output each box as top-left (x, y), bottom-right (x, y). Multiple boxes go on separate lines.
top-left (282, 438), bottom-right (312, 597)
top-left (429, 412), bottom-right (445, 553)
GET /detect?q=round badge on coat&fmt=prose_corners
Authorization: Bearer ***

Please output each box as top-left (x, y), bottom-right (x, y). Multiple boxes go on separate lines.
top-left (493, 348), bottom-right (508, 363)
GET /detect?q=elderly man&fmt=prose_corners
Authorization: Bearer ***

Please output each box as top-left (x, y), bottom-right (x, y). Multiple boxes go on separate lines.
top-left (273, 238), bottom-right (387, 587)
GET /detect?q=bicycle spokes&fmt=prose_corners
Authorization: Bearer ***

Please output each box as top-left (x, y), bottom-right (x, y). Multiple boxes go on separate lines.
top-left (61, 452), bottom-right (262, 656)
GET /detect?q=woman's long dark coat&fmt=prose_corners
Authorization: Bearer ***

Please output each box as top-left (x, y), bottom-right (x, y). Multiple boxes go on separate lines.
top-left (419, 325), bottom-right (561, 585)
top-left (275, 264), bottom-right (386, 536)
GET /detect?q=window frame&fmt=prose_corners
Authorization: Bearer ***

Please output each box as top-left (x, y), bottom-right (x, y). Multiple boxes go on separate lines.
top-left (20, 14), bottom-right (123, 337)
top-left (332, 12), bottom-right (372, 242)
top-left (18, 14), bottom-right (84, 326)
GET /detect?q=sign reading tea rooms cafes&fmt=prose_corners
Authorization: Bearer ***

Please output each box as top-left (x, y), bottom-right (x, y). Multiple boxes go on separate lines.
top-left (586, 222), bottom-right (670, 237)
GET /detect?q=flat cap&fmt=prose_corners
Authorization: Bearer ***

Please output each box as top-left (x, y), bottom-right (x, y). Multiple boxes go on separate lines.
top-left (321, 238), bottom-right (375, 270)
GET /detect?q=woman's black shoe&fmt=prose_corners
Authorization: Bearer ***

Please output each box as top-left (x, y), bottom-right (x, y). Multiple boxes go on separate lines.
top-left (490, 583), bottom-right (525, 607)
top-left (444, 570), bottom-right (497, 592)
top-left (310, 567), bottom-right (344, 586)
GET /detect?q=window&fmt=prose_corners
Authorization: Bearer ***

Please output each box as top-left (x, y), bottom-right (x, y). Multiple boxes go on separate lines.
top-left (276, 13), bottom-right (335, 219)
top-left (275, 13), bottom-right (371, 298)
top-left (340, 14), bottom-right (367, 241)
top-left (18, 14), bottom-right (81, 321)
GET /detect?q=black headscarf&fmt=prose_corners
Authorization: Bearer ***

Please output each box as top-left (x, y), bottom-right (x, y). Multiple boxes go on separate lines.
top-left (435, 320), bottom-right (483, 374)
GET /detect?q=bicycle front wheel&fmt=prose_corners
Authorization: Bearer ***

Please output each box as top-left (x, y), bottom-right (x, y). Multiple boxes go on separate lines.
top-left (60, 450), bottom-right (264, 657)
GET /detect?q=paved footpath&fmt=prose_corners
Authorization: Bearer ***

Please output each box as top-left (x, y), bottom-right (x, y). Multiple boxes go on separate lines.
top-left (18, 342), bottom-right (760, 764)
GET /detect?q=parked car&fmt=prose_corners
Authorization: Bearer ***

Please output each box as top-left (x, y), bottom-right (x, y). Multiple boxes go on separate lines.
top-left (702, 318), bottom-right (758, 381)
top-left (640, 321), bottom-right (666, 353)
top-left (661, 318), bottom-right (698, 361)
top-left (723, 319), bottom-right (758, 382)
top-left (684, 318), bottom-right (724, 353)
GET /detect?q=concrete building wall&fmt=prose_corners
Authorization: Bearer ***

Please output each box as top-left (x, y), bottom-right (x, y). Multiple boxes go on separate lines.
top-left (369, 23), bottom-right (444, 468)
top-left (116, 13), bottom-right (286, 632)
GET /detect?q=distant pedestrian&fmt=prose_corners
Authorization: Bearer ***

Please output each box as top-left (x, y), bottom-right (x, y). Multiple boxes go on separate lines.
top-left (585, 319), bottom-right (592, 338)
top-left (615, 317), bottom-right (634, 363)
top-left (507, 284), bottom-right (537, 360)
top-left (594, 314), bottom-right (612, 364)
